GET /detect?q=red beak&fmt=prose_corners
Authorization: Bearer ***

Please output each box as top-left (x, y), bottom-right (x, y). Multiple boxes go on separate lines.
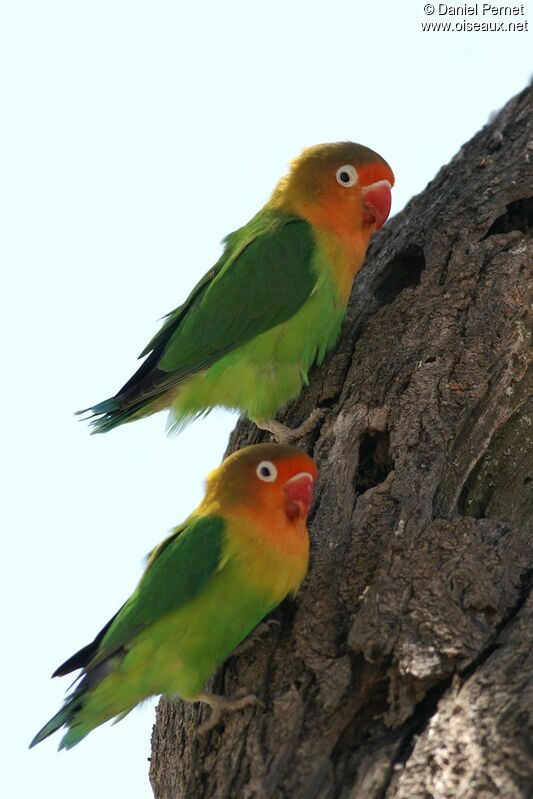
top-left (284, 472), bottom-right (315, 521)
top-left (362, 180), bottom-right (392, 229)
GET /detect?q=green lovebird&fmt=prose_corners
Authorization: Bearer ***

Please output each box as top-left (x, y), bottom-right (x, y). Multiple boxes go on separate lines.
top-left (30, 444), bottom-right (317, 749)
top-left (81, 142), bottom-right (394, 440)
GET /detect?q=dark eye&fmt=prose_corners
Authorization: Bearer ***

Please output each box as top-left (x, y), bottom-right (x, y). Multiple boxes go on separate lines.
top-left (256, 460), bottom-right (278, 482)
top-left (336, 164), bottom-right (358, 187)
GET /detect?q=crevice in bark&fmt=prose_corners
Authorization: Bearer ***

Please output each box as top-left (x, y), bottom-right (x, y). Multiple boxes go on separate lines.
top-left (458, 397), bottom-right (533, 528)
top-left (482, 196), bottom-right (533, 238)
top-left (375, 678), bottom-right (455, 799)
top-left (354, 431), bottom-right (394, 496)
top-left (459, 567), bottom-right (533, 681)
top-left (373, 245), bottom-right (426, 306)
top-left (378, 567), bottom-right (533, 798)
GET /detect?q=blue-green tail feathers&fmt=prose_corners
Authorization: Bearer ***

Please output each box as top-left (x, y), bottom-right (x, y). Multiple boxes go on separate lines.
top-left (30, 612), bottom-right (123, 749)
top-left (77, 390), bottom-right (207, 435)
top-left (75, 397), bottom-right (120, 419)
top-left (76, 399), bottom-right (148, 434)
top-left (29, 689), bottom-right (87, 750)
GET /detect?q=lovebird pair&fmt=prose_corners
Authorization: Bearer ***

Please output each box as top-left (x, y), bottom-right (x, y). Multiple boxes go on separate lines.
top-left (32, 141), bottom-right (394, 748)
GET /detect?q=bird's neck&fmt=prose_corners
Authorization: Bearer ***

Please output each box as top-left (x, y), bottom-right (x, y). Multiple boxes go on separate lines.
top-left (314, 227), bottom-right (371, 305)
top-left (201, 497), bottom-right (309, 561)
top-left (268, 195), bottom-right (372, 305)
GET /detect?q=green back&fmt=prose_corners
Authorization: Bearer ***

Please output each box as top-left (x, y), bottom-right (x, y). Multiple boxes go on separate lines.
top-left (147, 212), bottom-right (317, 382)
top-left (88, 515), bottom-right (225, 669)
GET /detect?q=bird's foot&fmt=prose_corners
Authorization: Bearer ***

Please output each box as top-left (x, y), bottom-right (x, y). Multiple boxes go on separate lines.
top-left (195, 690), bottom-right (263, 735)
top-left (256, 408), bottom-right (325, 444)
top-left (231, 619), bottom-right (280, 657)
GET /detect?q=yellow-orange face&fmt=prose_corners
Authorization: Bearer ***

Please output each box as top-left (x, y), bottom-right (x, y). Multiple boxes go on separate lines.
top-left (204, 443), bottom-right (318, 527)
top-left (271, 142), bottom-right (395, 239)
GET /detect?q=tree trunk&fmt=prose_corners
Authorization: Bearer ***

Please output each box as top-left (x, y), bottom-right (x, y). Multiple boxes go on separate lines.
top-left (150, 86), bottom-right (533, 799)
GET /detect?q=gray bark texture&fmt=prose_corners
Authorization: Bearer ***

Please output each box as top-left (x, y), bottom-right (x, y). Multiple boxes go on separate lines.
top-left (150, 85), bottom-right (533, 799)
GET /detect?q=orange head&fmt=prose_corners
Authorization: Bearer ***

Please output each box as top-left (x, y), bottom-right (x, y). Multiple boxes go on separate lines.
top-left (270, 142), bottom-right (395, 239)
top-left (203, 443), bottom-right (318, 526)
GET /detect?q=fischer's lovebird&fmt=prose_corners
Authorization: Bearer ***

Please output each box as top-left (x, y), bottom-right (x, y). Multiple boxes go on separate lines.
top-left (81, 142), bottom-right (394, 440)
top-left (30, 444), bottom-right (317, 749)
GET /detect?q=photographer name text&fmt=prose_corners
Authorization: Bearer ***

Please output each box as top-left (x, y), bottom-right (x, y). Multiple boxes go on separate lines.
top-left (432, 4), bottom-right (525, 13)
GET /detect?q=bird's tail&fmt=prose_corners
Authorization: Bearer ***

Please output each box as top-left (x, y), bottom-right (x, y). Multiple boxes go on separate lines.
top-left (29, 689), bottom-right (88, 750)
top-left (78, 390), bottom-right (201, 435)
top-left (75, 397), bottom-right (151, 434)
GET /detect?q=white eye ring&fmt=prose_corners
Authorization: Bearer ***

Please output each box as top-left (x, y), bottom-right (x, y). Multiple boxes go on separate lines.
top-left (256, 461), bottom-right (278, 482)
top-left (336, 164), bottom-right (358, 187)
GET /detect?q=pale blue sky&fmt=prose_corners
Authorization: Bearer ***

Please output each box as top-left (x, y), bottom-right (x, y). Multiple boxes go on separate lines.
top-left (1, 1), bottom-right (531, 797)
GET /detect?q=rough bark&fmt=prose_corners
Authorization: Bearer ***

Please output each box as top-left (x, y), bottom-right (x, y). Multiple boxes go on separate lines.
top-left (150, 85), bottom-right (533, 799)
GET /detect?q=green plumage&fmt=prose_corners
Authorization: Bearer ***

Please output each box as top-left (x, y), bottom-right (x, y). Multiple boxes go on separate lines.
top-left (80, 518), bottom-right (225, 670)
top-left (30, 442), bottom-right (315, 749)
top-left (31, 516), bottom-right (226, 749)
top-left (31, 496), bottom-right (307, 749)
top-left (30, 514), bottom-right (283, 749)
top-left (82, 211), bottom-right (344, 432)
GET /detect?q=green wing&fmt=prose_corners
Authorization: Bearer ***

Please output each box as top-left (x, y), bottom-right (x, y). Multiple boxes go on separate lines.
top-left (155, 212), bottom-right (317, 376)
top-left (55, 516), bottom-right (225, 675)
top-left (85, 211), bottom-right (317, 428)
